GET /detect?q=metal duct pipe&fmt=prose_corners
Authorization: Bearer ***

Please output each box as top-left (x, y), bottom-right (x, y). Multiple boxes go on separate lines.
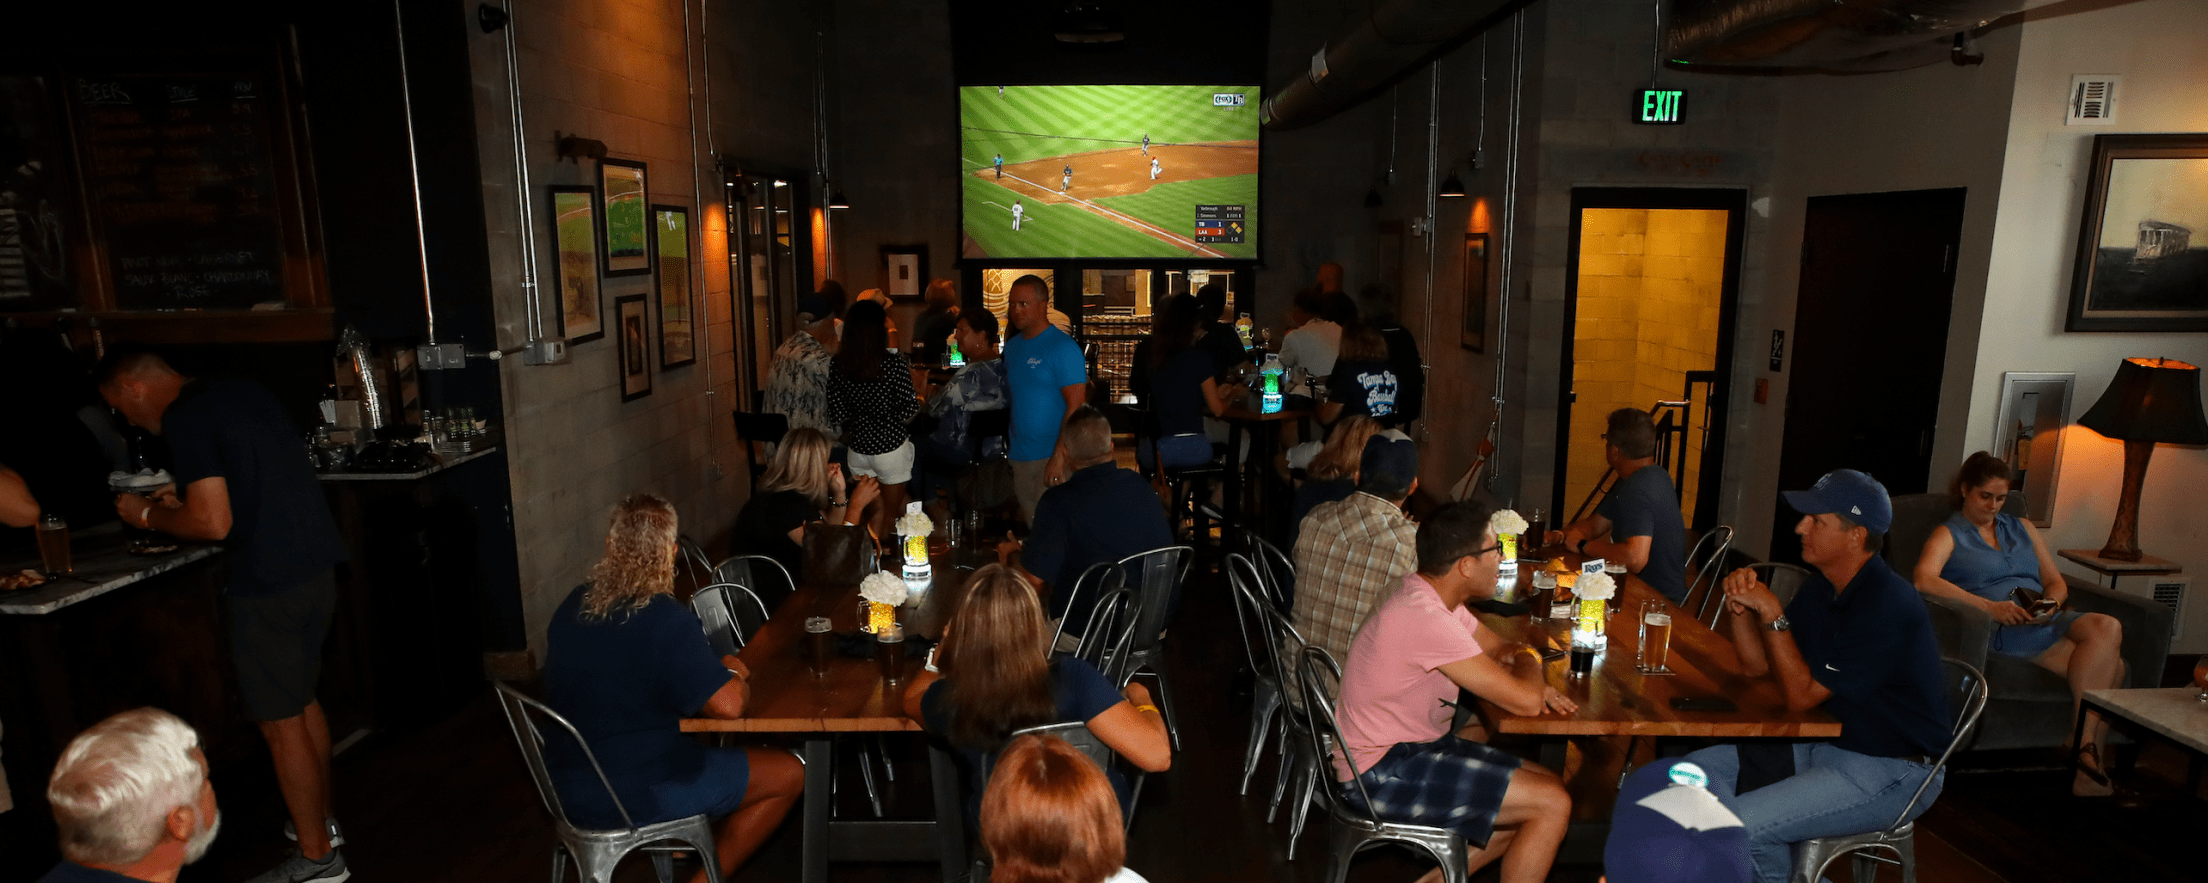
top-left (1664, 0), bottom-right (2022, 71)
top-left (498, 0), bottom-right (545, 346)
top-left (393, 0), bottom-right (438, 345)
top-left (1261, 0), bottom-right (1524, 132)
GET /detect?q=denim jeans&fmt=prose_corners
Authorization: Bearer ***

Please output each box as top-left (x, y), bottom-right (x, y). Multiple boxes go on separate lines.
top-left (1681, 742), bottom-right (1944, 883)
top-left (1135, 433), bottom-right (1214, 472)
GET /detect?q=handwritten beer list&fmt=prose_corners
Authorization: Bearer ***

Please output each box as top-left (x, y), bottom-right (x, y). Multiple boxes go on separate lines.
top-left (76, 76), bottom-right (285, 310)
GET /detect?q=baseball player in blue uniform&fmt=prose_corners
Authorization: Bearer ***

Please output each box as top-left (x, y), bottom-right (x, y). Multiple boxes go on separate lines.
top-left (994, 153), bottom-right (1003, 179)
top-left (1061, 165), bottom-right (1072, 193)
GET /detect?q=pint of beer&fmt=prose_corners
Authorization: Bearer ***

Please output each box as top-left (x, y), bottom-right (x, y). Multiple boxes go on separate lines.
top-left (1636, 600), bottom-right (1672, 673)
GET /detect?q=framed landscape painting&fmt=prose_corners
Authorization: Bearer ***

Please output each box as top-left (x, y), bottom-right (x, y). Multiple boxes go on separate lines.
top-left (548, 185), bottom-right (603, 343)
top-left (2066, 134), bottom-right (2208, 331)
top-left (599, 158), bottom-right (650, 277)
top-left (652, 204), bottom-right (696, 368)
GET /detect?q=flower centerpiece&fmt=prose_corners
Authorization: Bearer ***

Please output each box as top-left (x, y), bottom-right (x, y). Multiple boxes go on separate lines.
top-left (896, 505), bottom-right (934, 581)
top-left (1490, 509), bottom-right (1529, 562)
top-left (859, 571), bottom-right (909, 634)
top-left (1572, 570), bottom-right (1616, 647)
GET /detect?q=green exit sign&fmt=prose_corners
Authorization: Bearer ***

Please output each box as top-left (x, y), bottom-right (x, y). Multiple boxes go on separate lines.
top-left (1635, 89), bottom-right (1686, 125)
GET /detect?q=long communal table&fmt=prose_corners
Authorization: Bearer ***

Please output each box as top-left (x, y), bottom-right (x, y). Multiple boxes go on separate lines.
top-left (680, 550), bottom-right (980, 883)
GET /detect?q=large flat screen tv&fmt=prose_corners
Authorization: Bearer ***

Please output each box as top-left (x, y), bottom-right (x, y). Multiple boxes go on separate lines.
top-left (960, 85), bottom-right (1259, 261)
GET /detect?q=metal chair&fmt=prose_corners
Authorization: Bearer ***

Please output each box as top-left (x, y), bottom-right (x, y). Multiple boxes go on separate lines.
top-left (1100, 546), bottom-right (1194, 751)
top-left (1224, 553), bottom-right (1285, 796)
top-left (1297, 646), bottom-right (1471, 883)
top-left (994, 721), bottom-right (1140, 830)
top-left (689, 583), bottom-right (772, 657)
top-left (1266, 603), bottom-right (1323, 854)
top-left (1749, 562), bottom-right (1812, 610)
top-left (1047, 561), bottom-right (1124, 654)
top-left (1243, 528), bottom-right (1296, 612)
top-left (1790, 657), bottom-right (1989, 883)
top-left (493, 683), bottom-right (725, 883)
top-left (710, 554), bottom-right (796, 611)
top-left (1683, 525), bottom-right (1736, 626)
top-left (1072, 587), bottom-right (1139, 677)
top-left (675, 536), bottom-right (715, 595)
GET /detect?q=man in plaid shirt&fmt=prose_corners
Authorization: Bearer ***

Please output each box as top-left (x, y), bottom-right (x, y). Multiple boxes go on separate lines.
top-left (1286, 430), bottom-right (1420, 704)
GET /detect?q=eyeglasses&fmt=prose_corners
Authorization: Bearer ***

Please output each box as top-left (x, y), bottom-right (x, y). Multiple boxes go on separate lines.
top-left (1472, 542), bottom-right (1504, 558)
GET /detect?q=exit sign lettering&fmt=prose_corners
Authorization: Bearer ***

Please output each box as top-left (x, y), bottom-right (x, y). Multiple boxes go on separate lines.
top-left (1635, 89), bottom-right (1686, 125)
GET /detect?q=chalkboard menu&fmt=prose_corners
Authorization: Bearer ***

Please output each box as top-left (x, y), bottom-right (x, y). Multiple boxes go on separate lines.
top-left (72, 74), bottom-right (286, 311)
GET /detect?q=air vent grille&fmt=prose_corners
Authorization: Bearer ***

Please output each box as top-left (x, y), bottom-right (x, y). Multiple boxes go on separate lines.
top-left (2066, 75), bottom-right (2120, 126)
top-left (2151, 578), bottom-right (2187, 641)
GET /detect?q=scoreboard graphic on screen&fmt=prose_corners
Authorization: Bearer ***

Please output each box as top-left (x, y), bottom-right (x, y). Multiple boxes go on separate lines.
top-left (1195, 204), bottom-right (1245, 244)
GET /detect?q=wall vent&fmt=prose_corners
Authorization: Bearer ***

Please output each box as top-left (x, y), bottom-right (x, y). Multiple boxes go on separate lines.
top-left (2150, 577), bottom-right (2188, 642)
top-left (2066, 75), bottom-right (2120, 126)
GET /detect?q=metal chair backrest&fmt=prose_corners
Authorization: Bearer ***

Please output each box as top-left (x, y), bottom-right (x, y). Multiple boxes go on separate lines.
top-left (1048, 561), bottom-right (1123, 652)
top-left (691, 582), bottom-right (772, 657)
top-left (712, 554), bottom-right (794, 610)
top-left (1223, 554), bottom-right (1275, 681)
top-left (1748, 562), bottom-right (1812, 611)
top-left (999, 720), bottom-right (1117, 781)
top-left (1684, 525), bottom-right (1736, 626)
top-left (1245, 530), bottom-right (1296, 612)
top-left (1296, 645), bottom-right (1390, 828)
top-left (677, 535), bottom-right (714, 593)
top-left (1115, 545), bottom-right (1193, 658)
top-left (1884, 657), bottom-right (1988, 831)
top-left (493, 682), bottom-right (636, 831)
top-left (1073, 587), bottom-right (1137, 677)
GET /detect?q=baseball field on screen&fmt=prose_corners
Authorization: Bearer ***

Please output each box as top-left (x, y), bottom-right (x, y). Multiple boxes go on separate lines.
top-left (960, 85), bottom-right (1259, 260)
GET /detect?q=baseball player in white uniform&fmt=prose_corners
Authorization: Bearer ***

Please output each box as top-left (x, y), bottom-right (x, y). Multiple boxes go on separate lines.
top-left (1150, 157), bottom-right (1161, 180)
top-left (1061, 165), bottom-right (1072, 193)
top-left (1011, 200), bottom-right (1024, 231)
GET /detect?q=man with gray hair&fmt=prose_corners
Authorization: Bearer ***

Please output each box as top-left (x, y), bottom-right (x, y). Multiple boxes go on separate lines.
top-left (997, 405), bottom-right (1170, 644)
top-left (41, 708), bottom-right (223, 883)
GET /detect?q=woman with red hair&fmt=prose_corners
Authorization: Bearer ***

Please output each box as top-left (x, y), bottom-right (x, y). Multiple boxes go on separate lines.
top-left (982, 734), bottom-right (1149, 883)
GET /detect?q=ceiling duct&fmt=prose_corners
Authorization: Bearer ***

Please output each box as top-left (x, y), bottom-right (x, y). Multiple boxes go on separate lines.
top-left (1662, 0), bottom-right (2026, 71)
top-left (1261, 0), bottom-right (1523, 132)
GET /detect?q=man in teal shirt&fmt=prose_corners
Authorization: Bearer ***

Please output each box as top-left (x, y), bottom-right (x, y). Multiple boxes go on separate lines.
top-left (999, 275), bottom-right (1087, 523)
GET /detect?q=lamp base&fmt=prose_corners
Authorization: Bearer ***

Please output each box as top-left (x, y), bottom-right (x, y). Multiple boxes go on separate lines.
top-left (2098, 439), bottom-right (2154, 564)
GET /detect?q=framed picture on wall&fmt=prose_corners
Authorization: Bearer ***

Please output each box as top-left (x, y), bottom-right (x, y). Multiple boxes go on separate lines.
top-left (1460, 232), bottom-right (1490, 352)
top-left (617, 294), bottom-right (652, 401)
top-left (882, 244), bottom-right (927, 302)
top-left (599, 158), bottom-right (651, 277)
top-left (548, 185), bottom-right (604, 344)
top-left (2065, 133), bottom-right (2208, 331)
top-left (1990, 372), bottom-right (2075, 528)
top-left (652, 204), bottom-right (696, 369)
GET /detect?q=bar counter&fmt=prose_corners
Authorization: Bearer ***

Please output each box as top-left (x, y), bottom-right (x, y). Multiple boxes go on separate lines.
top-left (0, 526), bottom-right (222, 615)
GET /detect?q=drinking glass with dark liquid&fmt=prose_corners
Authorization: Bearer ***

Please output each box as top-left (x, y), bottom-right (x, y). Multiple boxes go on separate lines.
top-left (2193, 655), bottom-right (2207, 702)
top-left (804, 617), bottom-right (834, 678)
top-left (37, 514), bottom-right (71, 576)
top-left (876, 625), bottom-right (908, 685)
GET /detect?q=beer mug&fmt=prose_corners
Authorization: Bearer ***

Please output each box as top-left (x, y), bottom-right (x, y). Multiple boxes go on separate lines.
top-left (1636, 599), bottom-right (1674, 674)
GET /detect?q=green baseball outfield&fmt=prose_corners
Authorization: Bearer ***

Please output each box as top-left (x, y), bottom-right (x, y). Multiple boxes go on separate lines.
top-left (960, 85), bottom-right (1259, 260)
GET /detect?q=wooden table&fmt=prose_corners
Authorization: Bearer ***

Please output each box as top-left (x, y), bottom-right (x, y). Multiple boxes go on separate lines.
top-left (681, 549), bottom-right (982, 883)
top-left (2058, 548), bottom-right (2181, 594)
top-left (1218, 405), bottom-right (1309, 537)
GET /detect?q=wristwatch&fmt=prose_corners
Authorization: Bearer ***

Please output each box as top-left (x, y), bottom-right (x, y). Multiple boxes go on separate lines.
top-left (1766, 615), bottom-right (1791, 632)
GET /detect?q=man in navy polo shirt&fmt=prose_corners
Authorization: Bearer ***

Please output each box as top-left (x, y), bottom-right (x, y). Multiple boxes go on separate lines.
top-left (998, 405), bottom-right (1171, 645)
top-left (1682, 469), bottom-right (1951, 883)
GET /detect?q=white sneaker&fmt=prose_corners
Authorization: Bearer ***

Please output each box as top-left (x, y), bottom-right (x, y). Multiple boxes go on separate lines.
top-left (243, 847), bottom-right (350, 883)
top-left (281, 817), bottom-right (345, 847)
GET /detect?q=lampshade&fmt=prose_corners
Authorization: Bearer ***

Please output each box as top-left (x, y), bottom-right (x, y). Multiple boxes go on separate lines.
top-left (1438, 173), bottom-right (1466, 198)
top-left (2077, 357), bottom-right (2208, 445)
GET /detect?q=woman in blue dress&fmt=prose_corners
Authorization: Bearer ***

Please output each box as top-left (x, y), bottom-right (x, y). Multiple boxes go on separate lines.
top-left (1912, 452), bottom-right (2128, 796)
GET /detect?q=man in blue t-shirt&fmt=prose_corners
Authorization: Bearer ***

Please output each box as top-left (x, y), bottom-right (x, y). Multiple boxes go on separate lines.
top-left (1684, 469), bottom-right (1952, 883)
top-left (999, 274), bottom-right (1087, 523)
top-left (99, 348), bottom-right (350, 883)
top-left (1551, 408), bottom-right (1687, 603)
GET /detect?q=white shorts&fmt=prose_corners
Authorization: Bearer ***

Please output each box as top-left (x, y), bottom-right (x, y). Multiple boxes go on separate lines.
top-left (848, 440), bottom-right (916, 485)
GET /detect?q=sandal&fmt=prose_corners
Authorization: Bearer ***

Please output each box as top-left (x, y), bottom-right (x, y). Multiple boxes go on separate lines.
top-left (2074, 742), bottom-right (2114, 797)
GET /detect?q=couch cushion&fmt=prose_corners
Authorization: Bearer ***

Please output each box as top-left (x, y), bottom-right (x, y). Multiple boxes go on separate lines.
top-left (1984, 653), bottom-right (2071, 704)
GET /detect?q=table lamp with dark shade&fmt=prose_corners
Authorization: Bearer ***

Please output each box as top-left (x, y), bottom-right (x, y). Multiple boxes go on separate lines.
top-left (2076, 357), bottom-right (2208, 562)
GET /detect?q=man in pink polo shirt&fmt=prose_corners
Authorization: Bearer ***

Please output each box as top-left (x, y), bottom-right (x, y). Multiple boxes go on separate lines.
top-left (1331, 501), bottom-right (1577, 883)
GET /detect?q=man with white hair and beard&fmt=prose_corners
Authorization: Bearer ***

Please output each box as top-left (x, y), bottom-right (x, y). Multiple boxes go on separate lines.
top-left (40, 708), bottom-right (225, 883)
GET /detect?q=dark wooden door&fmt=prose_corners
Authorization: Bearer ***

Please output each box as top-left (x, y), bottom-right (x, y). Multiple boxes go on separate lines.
top-left (1769, 188), bottom-right (1965, 564)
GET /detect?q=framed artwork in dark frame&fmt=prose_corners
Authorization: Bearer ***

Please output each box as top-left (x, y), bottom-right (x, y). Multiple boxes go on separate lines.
top-left (548, 184), bottom-right (604, 344)
top-left (1461, 232), bottom-right (1490, 352)
top-left (2066, 133), bottom-right (2208, 332)
top-left (882, 243), bottom-right (928, 302)
top-left (599, 158), bottom-right (651, 277)
top-left (617, 294), bottom-right (652, 401)
top-left (652, 204), bottom-right (696, 369)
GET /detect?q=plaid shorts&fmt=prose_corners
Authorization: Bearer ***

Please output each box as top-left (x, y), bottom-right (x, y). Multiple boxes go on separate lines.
top-left (1339, 734), bottom-right (1522, 846)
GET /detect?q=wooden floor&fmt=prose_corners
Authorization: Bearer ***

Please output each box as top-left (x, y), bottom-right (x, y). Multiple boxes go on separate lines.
top-left (5, 560), bottom-right (2204, 883)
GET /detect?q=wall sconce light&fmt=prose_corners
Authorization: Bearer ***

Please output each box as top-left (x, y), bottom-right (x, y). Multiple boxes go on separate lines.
top-left (1438, 172), bottom-right (1467, 198)
top-left (555, 132), bottom-right (607, 163)
top-left (827, 179), bottom-right (850, 210)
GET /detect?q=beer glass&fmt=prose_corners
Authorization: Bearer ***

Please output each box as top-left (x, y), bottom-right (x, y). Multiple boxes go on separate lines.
top-left (876, 625), bottom-right (908, 685)
top-left (803, 617), bottom-right (835, 677)
top-left (36, 514), bottom-right (71, 576)
top-left (1637, 600), bottom-right (1674, 674)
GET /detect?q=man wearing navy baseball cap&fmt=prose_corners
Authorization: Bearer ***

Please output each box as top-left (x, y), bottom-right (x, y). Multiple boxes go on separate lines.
top-left (1602, 760), bottom-right (1752, 883)
top-left (1678, 469), bottom-right (1952, 883)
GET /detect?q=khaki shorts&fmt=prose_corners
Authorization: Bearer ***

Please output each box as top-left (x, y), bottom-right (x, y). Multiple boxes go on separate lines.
top-left (1013, 459), bottom-right (1051, 524)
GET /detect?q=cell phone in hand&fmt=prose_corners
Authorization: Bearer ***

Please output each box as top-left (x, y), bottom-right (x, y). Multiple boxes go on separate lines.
top-left (1669, 695), bottom-right (1738, 713)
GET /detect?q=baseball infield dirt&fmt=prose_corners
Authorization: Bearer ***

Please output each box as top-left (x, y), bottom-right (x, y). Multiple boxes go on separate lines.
top-left (976, 140), bottom-right (1257, 254)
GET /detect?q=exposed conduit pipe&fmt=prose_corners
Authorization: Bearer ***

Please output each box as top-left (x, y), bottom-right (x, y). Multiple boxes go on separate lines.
top-left (393, 0), bottom-right (438, 345)
top-left (498, 0), bottom-right (544, 347)
top-left (1488, 10), bottom-right (1525, 495)
top-left (682, 0), bottom-right (712, 401)
top-left (1418, 63), bottom-right (1439, 389)
top-left (1262, 0), bottom-right (1526, 131)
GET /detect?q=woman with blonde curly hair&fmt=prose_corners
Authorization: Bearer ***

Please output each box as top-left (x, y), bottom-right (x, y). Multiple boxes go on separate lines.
top-left (544, 493), bottom-right (804, 883)
top-left (982, 734), bottom-right (1150, 883)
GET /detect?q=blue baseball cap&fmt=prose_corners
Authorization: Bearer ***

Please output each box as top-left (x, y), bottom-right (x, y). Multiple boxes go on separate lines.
top-left (1604, 761), bottom-right (1752, 883)
top-left (1358, 430), bottom-right (1418, 496)
top-left (1782, 468), bottom-right (1893, 534)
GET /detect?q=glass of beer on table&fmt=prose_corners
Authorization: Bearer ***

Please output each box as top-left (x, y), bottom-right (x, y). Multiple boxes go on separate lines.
top-left (876, 623), bottom-right (908, 685)
top-left (37, 514), bottom-right (71, 576)
top-left (803, 616), bottom-right (834, 677)
top-left (1636, 599), bottom-right (1673, 674)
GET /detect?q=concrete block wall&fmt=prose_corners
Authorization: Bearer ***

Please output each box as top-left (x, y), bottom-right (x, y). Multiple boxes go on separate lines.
top-left (465, 0), bottom-right (817, 659)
